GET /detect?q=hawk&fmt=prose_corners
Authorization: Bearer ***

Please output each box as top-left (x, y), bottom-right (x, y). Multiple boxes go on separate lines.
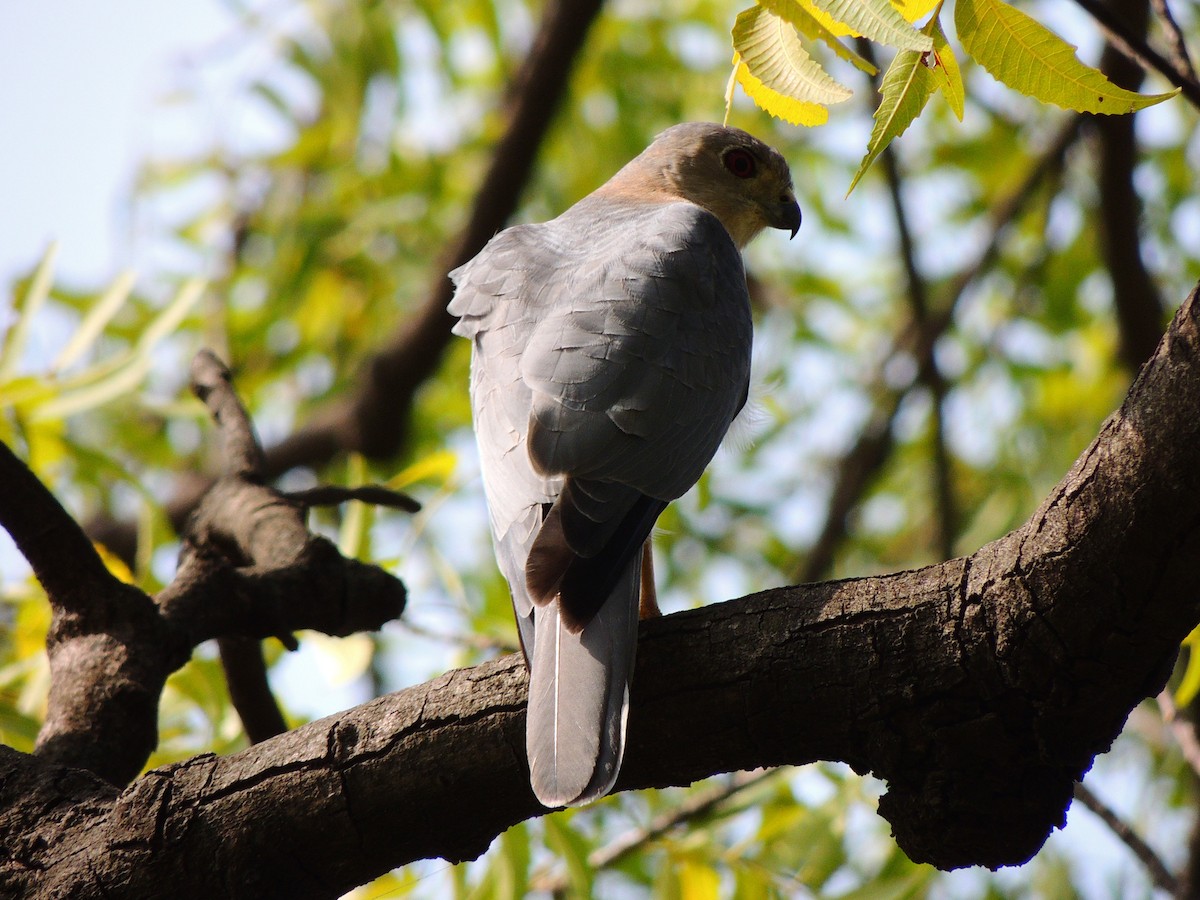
top-left (449, 122), bottom-right (799, 807)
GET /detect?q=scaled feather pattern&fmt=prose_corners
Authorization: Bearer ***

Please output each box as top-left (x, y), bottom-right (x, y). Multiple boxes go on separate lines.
top-left (449, 122), bottom-right (799, 807)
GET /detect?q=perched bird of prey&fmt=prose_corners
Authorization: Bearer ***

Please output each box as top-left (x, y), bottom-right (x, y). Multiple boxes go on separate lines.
top-left (449, 122), bottom-right (799, 808)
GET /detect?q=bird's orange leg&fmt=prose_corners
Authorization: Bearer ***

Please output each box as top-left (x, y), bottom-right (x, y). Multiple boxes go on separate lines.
top-left (638, 539), bottom-right (661, 620)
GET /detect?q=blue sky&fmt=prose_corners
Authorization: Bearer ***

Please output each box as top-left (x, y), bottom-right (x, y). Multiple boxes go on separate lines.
top-left (0, 2), bottom-right (234, 291)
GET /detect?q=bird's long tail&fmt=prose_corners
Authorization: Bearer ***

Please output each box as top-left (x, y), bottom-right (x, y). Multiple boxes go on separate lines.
top-left (526, 556), bottom-right (641, 808)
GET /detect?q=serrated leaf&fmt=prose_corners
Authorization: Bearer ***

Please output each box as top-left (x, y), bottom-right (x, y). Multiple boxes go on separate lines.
top-left (847, 45), bottom-right (937, 194)
top-left (929, 12), bottom-right (964, 120)
top-left (956, 0), bottom-right (1179, 114)
top-left (731, 58), bottom-right (831, 126)
top-left (892, 0), bottom-right (940, 22)
top-left (763, 0), bottom-right (877, 75)
top-left (809, 0), bottom-right (931, 51)
top-left (732, 5), bottom-right (852, 123)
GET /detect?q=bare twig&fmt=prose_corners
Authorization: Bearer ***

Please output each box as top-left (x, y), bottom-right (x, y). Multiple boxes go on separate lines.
top-left (794, 118), bottom-right (1080, 582)
top-left (1073, 781), bottom-right (1179, 895)
top-left (1150, 0), bottom-right (1196, 82)
top-left (1070, 0), bottom-right (1200, 108)
top-left (285, 484), bottom-right (421, 513)
top-left (532, 769), bottom-right (779, 895)
top-left (1157, 691), bottom-right (1200, 781)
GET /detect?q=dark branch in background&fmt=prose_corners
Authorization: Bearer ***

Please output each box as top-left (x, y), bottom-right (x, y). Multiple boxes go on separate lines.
top-left (260, 0), bottom-right (606, 471)
top-left (1073, 782), bottom-right (1178, 894)
top-left (794, 118), bottom-right (1080, 582)
top-left (81, 0), bottom-right (607, 741)
top-left (1071, 0), bottom-right (1200, 108)
top-left (860, 37), bottom-right (957, 562)
top-left (1149, 0), bottom-right (1196, 82)
top-left (6, 282), bottom-right (1200, 896)
top-left (85, 0), bottom-right (608, 564)
top-left (0, 350), bottom-right (408, 786)
top-left (533, 769), bottom-right (777, 895)
top-left (1094, 0), bottom-right (1168, 374)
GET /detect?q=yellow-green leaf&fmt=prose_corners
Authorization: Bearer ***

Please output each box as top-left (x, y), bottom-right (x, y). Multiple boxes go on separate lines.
top-left (730, 56), bottom-right (832, 126)
top-left (847, 43), bottom-right (937, 194)
top-left (956, 0), bottom-right (1179, 114)
top-left (1177, 625), bottom-right (1200, 707)
top-left (763, 0), bottom-right (877, 75)
top-left (810, 0), bottom-right (931, 51)
top-left (387, 449), bottom-right (457, 490)
top-left (50, 270), bottom-right (137, 374)
top-left (892, 0), bottom-right (940, 22)
top-left (732, 5), bottom-right (852, 123)
top-left (0, 243), bottom-right (57, 382)
top-left (929, 12), bottom-right (964, 120)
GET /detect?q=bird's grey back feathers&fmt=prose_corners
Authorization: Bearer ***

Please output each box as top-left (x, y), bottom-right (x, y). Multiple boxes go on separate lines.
top-left (450, 195), bottom-right (753, 806)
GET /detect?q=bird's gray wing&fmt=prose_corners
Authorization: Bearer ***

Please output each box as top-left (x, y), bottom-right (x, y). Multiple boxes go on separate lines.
top-left (450, 224), bottom-right (569, 655)
top-left (519, 199), bottom-right (754, 619)
top-left (450, 201), bottom-right (753, 808)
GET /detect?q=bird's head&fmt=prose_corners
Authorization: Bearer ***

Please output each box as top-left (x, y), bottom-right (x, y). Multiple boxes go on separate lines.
top-left (620, 122), bottom-right (801, 248)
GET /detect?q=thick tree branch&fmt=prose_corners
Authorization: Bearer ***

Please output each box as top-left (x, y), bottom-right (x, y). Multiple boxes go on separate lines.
top-left (0, 351), bottom-right (407, 787)
top-left (258, 0), bottom-right (605, 471)
top-left (7, 283), bottom-right (1200, 897)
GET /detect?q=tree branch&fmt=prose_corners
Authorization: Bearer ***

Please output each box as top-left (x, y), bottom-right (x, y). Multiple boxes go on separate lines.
top-left (0, 351), bottom-right (408, 786)
top-left (1094, 0), bottom-right (1168, 374)
top-left (1073, 781), bottom-right (1178, 894)
top-left (8, 282), bottom-right (1200, 897)
top-left (795, 118), bottom-right (1080, 582)
top-left (1071, 0), bottom-right (1200, 108)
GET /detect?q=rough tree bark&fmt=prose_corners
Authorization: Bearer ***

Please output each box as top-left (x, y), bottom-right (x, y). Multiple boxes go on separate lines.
top-left (2, 278), bottom-right (1200, 895)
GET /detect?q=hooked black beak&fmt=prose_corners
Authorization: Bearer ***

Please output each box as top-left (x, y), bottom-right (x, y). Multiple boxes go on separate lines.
top-left (770, 194), bottom-right (802, 239)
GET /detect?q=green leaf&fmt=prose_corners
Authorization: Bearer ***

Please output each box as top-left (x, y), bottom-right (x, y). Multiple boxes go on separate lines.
top-left (929, 12), bottom-right (964, 120)
top-left (763, 0), bottom-right (877, 75)
top-left (0, 243), bottom-right (57, 381)
top-left (543, 814), bottom-right (595, 896)
top-left (30, 278), bottom-right (206, 422)
top-left (50, 270), bottom-right (137, 374)
top-left (729, 57), bottom-right (833, 127)
top-left (847, 35), bottom-right (938, 193)
top-left (731, 4), bottom-right (852, 124)
top-left (892, 0), bottom-right (940, 22)
top-left (956, 0), bottom-right (1179, 113)
top-left (809, 0), bottom-right (931, 51)
top-left (1176, 625), bottom-right (1200, 706)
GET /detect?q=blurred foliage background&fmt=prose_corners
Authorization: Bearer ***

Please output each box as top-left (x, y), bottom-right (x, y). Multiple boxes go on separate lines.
top-left (3, 0), bottom-right (1200, 896)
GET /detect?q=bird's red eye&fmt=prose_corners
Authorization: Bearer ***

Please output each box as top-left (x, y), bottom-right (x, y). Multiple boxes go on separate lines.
top-left (723, 148), bottom-right (757, 179)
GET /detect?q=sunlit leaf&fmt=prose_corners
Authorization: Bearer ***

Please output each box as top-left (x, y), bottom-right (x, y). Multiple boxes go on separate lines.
top-left (892, 0), bottom-right (940, 22)
top-left (847, 16), bottom-right (941, 194)
top-left (1176, 625), bottom-right (1200, 706)
top-left (956, 0), bottom-right (1179, 113)
top-left (929, 12), bottom-right (964, 120)
top-left (0, 243), bottom-right (57, 382)
top-left (388, 449), bottom-right (458, 490)
top-left (49, 271), bottom-right (137, 374)
top-left (30, 278), bottom-right (206, 422)
top-left (809, 0), bottom-right (931, 51)
top-left (762, 0), bottom-right (877, 75)
top-left (729, 5), bottom-right (851, 126)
